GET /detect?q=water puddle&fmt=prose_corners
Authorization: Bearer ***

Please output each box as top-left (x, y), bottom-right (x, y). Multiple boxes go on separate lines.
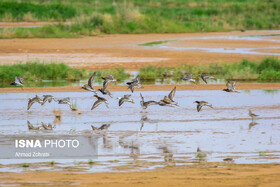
top-left (139, 31), bottom-right (280, 56)
top-left (0, 89), bottom-right (279, 172)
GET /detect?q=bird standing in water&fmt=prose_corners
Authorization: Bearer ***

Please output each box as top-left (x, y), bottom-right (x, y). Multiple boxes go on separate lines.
top-left (249, 109), bottom-right (259, 121)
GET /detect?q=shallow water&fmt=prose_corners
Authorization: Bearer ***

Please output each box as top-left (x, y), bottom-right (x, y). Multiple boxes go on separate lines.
top-left (0, 90), bottom-right (279, 172)
top-left (140, 32), bottom-right (280, 56)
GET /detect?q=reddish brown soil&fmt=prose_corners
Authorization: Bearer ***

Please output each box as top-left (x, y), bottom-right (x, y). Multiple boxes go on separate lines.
top-left (1, 164), bottom-right (280, 186)
top-left (0, 30), bottom-right (279, 70)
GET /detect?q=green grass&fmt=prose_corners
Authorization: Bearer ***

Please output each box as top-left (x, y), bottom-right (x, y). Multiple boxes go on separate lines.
top-left (22, 163), bottom-right (30, 167)
top-left (95, 67), bottom-right (131, 84)
top-left (0, 0), bottom-right (279, 38)
top-left (139, 40), bottom-right (175, 46)
top-left (0, 61), bottom-right (130, 85)
top-left (88, 159), bottom-right (95, 165)
top-left (0, 61), bottom-right (87, 82)
top-left (0, 2), bottom-right (76, 21)
top-left (139, 57), bottom-right (280, 81)
top-left (196, 152), bottom-right (206, 160)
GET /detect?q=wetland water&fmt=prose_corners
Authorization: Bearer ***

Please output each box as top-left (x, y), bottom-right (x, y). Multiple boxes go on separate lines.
top-left (140, 32), bottom-right (280, 56)
top-left (0, 89), bottom-right (279, 172)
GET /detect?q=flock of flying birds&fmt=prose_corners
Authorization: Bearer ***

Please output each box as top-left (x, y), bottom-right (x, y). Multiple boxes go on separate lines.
top-left (11, 72), bottom-right (259, 125)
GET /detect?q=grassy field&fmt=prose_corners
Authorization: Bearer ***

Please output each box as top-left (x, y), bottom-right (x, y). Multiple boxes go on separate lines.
top-left (139, 57), bottom-right (280, 81)
top-left (0, 2), bottom-right (76, 21)
top-left (0, 0), bottom-right (279, 38)
top-left (0, 62), bottom-right (130, 84)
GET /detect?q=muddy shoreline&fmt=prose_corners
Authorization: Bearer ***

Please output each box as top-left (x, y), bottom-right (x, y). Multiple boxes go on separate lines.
top-left (0, 30), bottom-right (279, 70)
top-left (1, 83), bottom-right (279, 93)
top-left (1, 163), bottom-right (279, 186)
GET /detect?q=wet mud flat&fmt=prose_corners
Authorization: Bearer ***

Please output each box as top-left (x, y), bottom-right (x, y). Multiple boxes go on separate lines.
top-left (0, 30), bottom-right (279, 70)
top-left (0, 89), bottom-right (279, 173)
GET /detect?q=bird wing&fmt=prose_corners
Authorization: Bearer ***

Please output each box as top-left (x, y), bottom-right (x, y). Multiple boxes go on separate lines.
top-left (14, 77), bottom-right (20, 84)
top-left (41, 97), bottom-right (48, 106)
top-left (27, 98), bottom-right (36, 110)
top-left (146, 101), bottom-right (158, 106)
top-left (197, 103), bottom-right (203, 112)
top-left (232, 80), bottom-right (237, 90)
top-left (27, 121), bottom-right (33, 129)
top-left (102, 79), bottom-right (110, 90)
top-left (119, 98), bottom-right (125, 106)
top-left (91, 125), bottom-right (98, 131)
top-left (107, 74), bottom-right (114, 80)
top-left (140, 93), bottom-right (144, 102)
top-left (162, 96), bottom-right (172, 104)
top-left (226, 81), bottom-right (233, 90)
top-left (15, 77), bottom-right (24, 84)
top-left (88, 72), bottom-right (96, 89)
top-left (201, 76), bottom-right (207, 84)
top-left (41, 122), bottom-right (48, 130)
top-left (18, 77), bottom-right (24, 84)
top-left (134, 75), bottom-right (140, 83)
top-left (47, 96), bottom-right (53, 103)
top-left (124, 94), bottom-right (131, 99)
top-left (99, 124), bottom-right (110, 130)
top-left (168, 86), bottom-right (176, 101)
top-left (128, 84), bottom-right (135, 93)
top-left (91, 99), bottom-right (103, 110)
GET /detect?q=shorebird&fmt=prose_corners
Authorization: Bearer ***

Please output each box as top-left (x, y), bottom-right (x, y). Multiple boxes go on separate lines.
top-left (223, 80), bottom-right (239, 93)
top-left (126, 75), bottom-right (143, 93)
top-left (200, 74), bottom-right (215, 84)
top-left (249, 109), bottom-right (259, 121)
top-left (91, 95), bottom-right (109, 110)
top-left (10, 77), bottom-right (24, 86)
top-left (117, 94), bottom-right (134, 106)
top-left (140, 114), bottom-right (149, 131)
top-left (41, 122), bottom-right (55, 130)
top-left (158, 145), bottom-right (174, 163)
top-left (91, 124), bottom-right (111, 131)
top-left (180, 73), bottom-right (196, 82)
top-left (27, 95), bottom-right (43, 110)
top-left (102, 74), bottom-right (117, 85)
top-left (57, 97), bottom-right (72, 109)
top-left (41, 95), bottom-right (57, 106)
top-left (223, 158), bottom-right (234, 163)
top-left (27, 121), bottom-right (41, 130)
top-left (158, 86), bottom-right (178, 107)
top-left (98, 75), bottom-right (115, 98)
top-left (82, 72), bottom-right (97, 93)
top-left (194, 101), bottom-right (213, 112)
top-left (196, 147), bottom-right (207, 159)
top-left (140, 93), bottom-right (159, 109)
